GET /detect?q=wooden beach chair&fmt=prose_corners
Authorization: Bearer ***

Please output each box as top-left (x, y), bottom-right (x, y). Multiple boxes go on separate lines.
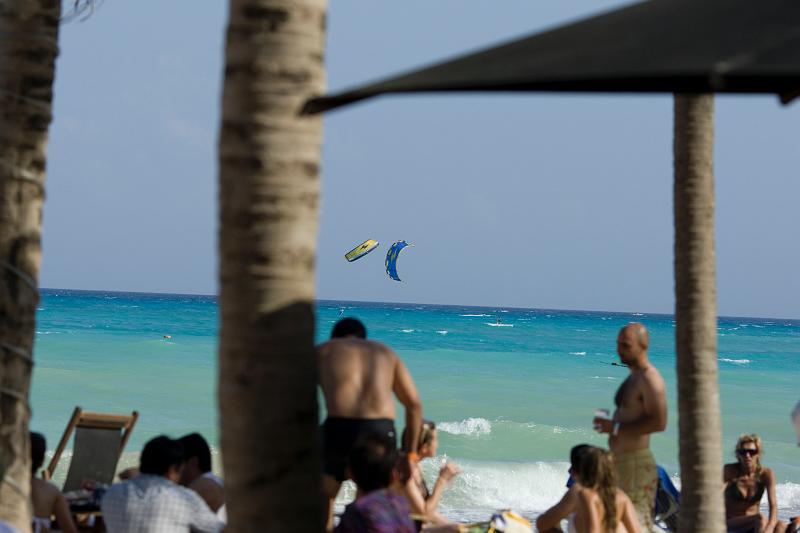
top-left (43, 406), bottom-right (138, 492)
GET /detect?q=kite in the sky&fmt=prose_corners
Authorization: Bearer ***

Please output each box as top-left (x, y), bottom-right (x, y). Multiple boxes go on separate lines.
top-left (385, 240), bottom-right (413, 281)
top-left (345, 239), bottom-right (379, 262)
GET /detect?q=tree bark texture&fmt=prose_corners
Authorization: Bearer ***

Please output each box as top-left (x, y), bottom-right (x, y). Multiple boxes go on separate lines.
top-left (674, 94), bottom-right (725, 533)
top-left (0, 1), bottom-right (60, 530)
top-left (218, 0), bottom-right (327, 530)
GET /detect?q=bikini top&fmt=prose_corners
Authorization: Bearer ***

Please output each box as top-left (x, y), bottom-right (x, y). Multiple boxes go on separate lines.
top-left (725, 475), bottom-right (765, 506)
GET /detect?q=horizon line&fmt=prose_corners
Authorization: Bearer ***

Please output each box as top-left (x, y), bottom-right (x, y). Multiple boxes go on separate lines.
top-left (39, 287), bottom-right (800, 323)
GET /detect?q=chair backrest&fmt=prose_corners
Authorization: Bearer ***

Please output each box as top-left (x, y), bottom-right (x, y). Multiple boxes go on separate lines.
top-left (44, 406), bottom-right (138, 492)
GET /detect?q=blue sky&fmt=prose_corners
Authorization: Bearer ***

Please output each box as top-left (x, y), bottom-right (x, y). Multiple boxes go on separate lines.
top-left (41, 1), bottom-right (800, 318)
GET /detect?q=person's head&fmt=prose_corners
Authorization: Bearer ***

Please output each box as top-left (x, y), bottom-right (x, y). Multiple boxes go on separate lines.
top-left (616, 323), bottom-right (649, 366)
top-left (735, 434), bottom-right (762, 472)
top-left (30, 432), bottom-right (46, 475)
top-left (791, 402), bottom-right (800, 446)
top-left (401, 420), bottom-right (437, 458)
top-left (347, 433), bottom-right (397, 493)
top-left (331, 318), bottom-right (366, 339)
top-left (577, 447), bottom-right (618, 533)
top-left (569, 444), bottom-right (593, 480)
top-left (177, 433), bottom-right (212, 485)
top-left (139, 436), bottom-right (185, 482)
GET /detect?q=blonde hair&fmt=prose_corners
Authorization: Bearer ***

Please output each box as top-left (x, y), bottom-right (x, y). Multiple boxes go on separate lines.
top-left (735, 433), bottom-right (763, 473)
top-left (578, 448), bottom-right (618, 533)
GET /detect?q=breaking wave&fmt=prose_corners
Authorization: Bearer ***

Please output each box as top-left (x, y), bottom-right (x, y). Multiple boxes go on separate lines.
top-left (438, 417), bottom-right (492, 437)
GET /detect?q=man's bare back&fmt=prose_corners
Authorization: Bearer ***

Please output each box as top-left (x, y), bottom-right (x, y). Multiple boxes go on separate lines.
top-left (317, 318), bottom-right (423, 530)
top-left (318, 338), bottom-right (399, 419)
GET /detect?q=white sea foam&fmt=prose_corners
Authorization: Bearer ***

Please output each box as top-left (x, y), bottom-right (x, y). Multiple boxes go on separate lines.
top-left (437, 330), bottom-right (448, 335)
top-left (337, 460), bottom-right (800, 523)
top-left (401, 329), bottom-right (415, 333)
top-left (486, 323), bottom-right (514, 327)
top-left (591, 376), bottom-right (617, 380)
top-left (438, 459), bottom-right (570, 522)
top-left (438, 417), bottom-right (492, 437)
top-left (460, 314), bottom-right (490, 317)
top-left (570, 351), bottom-right (587, 356)
top-left (720, 358), bottom-right (752, 365)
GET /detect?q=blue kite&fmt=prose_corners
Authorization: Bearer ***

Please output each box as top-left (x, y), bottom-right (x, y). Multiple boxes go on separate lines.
top-left (385, 241), bottom-right (413, 281)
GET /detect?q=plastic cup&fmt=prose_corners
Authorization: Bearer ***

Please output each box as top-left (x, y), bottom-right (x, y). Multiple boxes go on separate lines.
top-left (594, 408), bottom-right (611, 420)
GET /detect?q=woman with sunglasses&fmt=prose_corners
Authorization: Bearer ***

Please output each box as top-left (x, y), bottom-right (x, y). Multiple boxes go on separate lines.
top-left (724, 434), bottom-right (786, 533)
top-left (400, 420), bottom-right (461, 527)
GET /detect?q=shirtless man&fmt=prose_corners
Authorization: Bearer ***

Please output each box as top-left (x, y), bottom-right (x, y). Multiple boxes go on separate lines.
top-left (592, 323), bottom-right (667, 532)
top-left (317, 318), bottom-right (423, 529)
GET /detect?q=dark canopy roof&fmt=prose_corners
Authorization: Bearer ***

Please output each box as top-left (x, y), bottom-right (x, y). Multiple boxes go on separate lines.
top-left (305, 0), bottom-right (800, 114)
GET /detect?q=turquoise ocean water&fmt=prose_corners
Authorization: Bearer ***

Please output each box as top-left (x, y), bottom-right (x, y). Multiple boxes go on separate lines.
top-left (32, 289), bottom-right (800, 522)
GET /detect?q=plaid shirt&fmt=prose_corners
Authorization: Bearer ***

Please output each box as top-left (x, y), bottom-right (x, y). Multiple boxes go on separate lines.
top-left (101, 474), bottom-right (224, 533)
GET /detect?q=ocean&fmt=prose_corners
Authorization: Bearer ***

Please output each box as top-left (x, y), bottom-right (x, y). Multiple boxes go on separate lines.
top-left (31, 289), bottom-right (800, 522)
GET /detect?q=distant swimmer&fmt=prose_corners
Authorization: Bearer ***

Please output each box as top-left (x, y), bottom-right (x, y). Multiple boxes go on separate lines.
top-left (163, 335), bottom-right (172, 340)
top-left (339, 308), bottom-right (345, 317)
top-left (496, 318), bottom-right (503, 325)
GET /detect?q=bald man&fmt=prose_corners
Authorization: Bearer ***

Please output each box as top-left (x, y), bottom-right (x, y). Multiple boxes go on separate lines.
top-left (593, 323), bottom-right (667, 531)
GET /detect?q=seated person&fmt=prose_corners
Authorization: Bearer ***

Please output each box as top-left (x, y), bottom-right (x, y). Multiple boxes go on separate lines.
top-left (336, 433), bottom-right (416, 533)
top-left (401, 420), bottom-right (461, 526)
top-left (574, 447), bottom-right (640, 533)
top-left (101, 435), bottom-right (224, 533)
top-left (178, 433), bottom-right (224, 513)
top-left (536, 444), bottom-right (592, 533)
top-left (724, 434), bottom-right (786, 533)
top-left (29, 432), bottom-right (78, 533)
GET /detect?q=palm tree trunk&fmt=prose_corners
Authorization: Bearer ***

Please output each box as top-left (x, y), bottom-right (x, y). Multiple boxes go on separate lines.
top-left (674, 94), bottom-right (725, 533)
top-left (0, 1), bottom-right (60, 530)
top-left (217, 0), bottom-right (327, 529)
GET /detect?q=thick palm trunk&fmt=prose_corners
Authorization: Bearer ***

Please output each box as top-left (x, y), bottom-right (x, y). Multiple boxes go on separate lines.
top-left (218, 0), bottom-right (327, 529)
top-left (0, 1), bottom-right (60, 530)
top-left (674, 94), bottom-right (725, 533)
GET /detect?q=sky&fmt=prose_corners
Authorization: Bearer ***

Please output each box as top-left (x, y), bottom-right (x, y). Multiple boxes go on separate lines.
top-left (41, 1), bottom-right (800, 318)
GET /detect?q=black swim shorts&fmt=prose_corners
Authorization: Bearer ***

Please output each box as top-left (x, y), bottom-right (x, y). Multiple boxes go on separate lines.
top-left (321, 417), bottom-right (397, 482)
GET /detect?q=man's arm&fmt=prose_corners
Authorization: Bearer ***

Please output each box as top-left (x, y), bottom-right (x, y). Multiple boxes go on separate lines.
top-left (186, 489), bottom-right (225, 532)
top-left (189, 477), bottom-right (225, 512)
top-left (596, 371), bottom-right (667, 436)
top-left (392, 356), bottom-right (423, 453)
top-left (536, 484), bottom-right (579, 532)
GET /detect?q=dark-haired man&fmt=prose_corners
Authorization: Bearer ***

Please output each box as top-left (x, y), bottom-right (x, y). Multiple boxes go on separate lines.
top-left (318, 318), bottom-right (423, 530)
top-left (336, 434), bottom-right (415, 533)
top-left (178, 433), bottom-right (224, 513)
top-left (101, 435), bottom-right (223, 533)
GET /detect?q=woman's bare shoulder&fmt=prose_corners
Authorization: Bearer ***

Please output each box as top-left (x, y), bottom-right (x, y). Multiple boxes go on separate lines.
top-left (31, 477), bottom-right (60, 510)
top-left (615, 488), bottom-right (633, 505)
top-left (32, 477), bottom-right (59, 495)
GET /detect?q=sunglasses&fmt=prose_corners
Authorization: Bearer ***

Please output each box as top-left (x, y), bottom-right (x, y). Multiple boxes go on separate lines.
top-left (738, 448), bottom-right (758, 457)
